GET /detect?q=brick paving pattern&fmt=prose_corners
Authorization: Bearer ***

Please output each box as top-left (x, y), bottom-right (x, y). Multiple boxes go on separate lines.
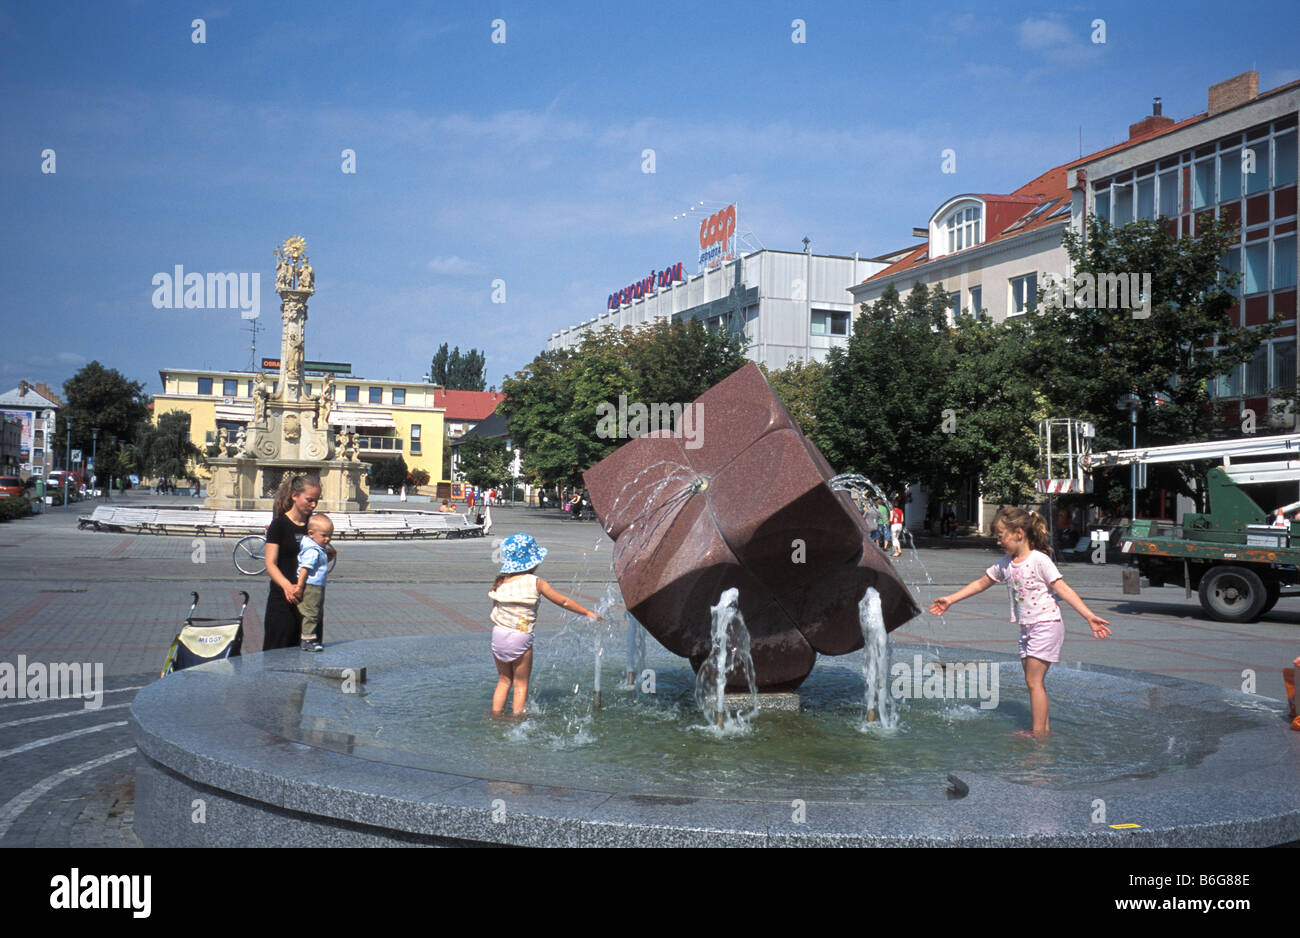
top-left (2, 490), bottom-right (1297, 847)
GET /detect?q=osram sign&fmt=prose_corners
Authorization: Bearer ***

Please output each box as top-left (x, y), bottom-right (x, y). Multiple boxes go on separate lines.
top-left (698, 204), bottom-right (737, 270)
top-left (608, 262), bottom-right (686, 310)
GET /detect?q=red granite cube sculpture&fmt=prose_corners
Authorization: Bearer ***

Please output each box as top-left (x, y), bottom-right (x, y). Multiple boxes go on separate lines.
top-left (584, 363), bottom-right (920, 691)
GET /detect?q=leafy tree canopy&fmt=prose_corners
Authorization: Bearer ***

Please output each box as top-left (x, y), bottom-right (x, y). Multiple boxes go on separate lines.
top-left (431, 343), bottom-right (487, 391)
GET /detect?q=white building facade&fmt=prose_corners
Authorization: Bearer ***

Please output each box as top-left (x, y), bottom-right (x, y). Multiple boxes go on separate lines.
top-left (548, 250), bottom-right (889, 370)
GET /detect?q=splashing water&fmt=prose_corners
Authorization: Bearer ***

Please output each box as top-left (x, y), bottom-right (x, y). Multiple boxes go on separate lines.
top-left (859, 586), bottom-right (898, 730)
top-left (693, 588), bottom-right (758, 729)
top-left (831, 472), bottom-right (943, 656)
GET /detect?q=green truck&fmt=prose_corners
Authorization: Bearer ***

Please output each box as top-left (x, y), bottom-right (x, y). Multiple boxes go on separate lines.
top-left (1084, 432), bottom-right (1300, 623)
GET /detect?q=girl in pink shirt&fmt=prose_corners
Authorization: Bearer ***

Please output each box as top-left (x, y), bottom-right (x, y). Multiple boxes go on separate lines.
top-left (929, 507), bottom-right (1111, 737)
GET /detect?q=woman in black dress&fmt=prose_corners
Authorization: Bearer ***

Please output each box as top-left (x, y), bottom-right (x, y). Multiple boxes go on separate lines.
top-left (262, 473), bottom-right (325, 650)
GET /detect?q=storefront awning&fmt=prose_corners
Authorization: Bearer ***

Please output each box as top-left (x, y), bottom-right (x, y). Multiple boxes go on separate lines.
top-left (215, 404), bottom-right (253, 422)
top-left (330, 409), bottom-right (396, 429)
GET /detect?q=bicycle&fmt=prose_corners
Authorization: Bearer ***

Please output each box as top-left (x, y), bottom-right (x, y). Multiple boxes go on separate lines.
top-left (233, 529), bottom-right (337, 576)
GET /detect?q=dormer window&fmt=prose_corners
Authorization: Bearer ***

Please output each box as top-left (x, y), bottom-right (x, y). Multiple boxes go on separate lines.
top-left (931, 199), bottom-right (985, 258)
top-left (946, 205), bottom-right (982, 253)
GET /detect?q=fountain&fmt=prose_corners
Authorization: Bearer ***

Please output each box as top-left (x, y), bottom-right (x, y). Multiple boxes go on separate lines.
top-left (130, 364), bottom-right (1300, 846)
top-left (204, 236), bottom-right (369, 513)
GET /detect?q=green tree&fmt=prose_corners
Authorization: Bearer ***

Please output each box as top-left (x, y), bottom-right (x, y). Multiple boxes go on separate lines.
top-left (760, 359), bottom-right (829, 437)
top-left (142, 411), bottom-right (206, 487)
top-left (815, 283), bottom-right (955, 497)
top-left (57, 362), bottom-right (150, 466)
top-left (367, 456), bottom-right (408, 490)
top-left (626, 318), bottom-right (747, 404)
top-left (456, 435), bottom-right (511, 489)
top-left (499, 348), bottom-right (579, 488)
top-left (431, 343), bottom-right (487, 391)
top-left (1029, 214), bottom-right (1267, 507)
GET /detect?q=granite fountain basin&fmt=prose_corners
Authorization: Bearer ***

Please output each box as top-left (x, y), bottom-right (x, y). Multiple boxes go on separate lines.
top-left (130, 634), bottom-right (1300, 847)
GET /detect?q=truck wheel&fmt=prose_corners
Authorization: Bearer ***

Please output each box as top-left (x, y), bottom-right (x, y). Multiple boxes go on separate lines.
top-left (1197, 565), bottom-right (1267, 622)
top-left (1259, 580), bottom-right (1281, 616)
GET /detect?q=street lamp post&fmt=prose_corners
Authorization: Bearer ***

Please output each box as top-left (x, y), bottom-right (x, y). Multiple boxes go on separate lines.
top-left (63, 417), bottom-right (72, 508)
top-left (91, 428), bottom-right (99, 500)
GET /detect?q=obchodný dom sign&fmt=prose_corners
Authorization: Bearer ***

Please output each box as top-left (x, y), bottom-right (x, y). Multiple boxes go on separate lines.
top-left (608, 262), bottom-right (685, 309)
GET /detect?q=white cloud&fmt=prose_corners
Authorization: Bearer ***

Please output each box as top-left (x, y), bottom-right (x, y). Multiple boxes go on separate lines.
top-left (1017, 17), bottom-right (1075, 52)
top-left (427, 256), bottom-right (484, 275)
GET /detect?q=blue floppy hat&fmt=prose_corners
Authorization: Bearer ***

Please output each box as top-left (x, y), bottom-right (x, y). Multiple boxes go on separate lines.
top-left (499, 533), bottom-right (547, 574)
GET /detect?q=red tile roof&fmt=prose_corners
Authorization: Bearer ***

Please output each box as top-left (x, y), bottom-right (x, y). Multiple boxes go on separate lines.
top-left (433, 388), bottom-right (504, 421)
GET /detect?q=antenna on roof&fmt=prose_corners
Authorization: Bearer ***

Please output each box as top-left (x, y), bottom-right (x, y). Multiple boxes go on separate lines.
top-left (1079, 126), bottom-right (1082, 159)
top-left (244, 316), bottom-right (261, 372)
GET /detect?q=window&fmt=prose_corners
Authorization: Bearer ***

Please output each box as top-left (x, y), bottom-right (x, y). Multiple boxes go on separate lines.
top-left (1113, 183), bottom-right (1134, 224)
top-left (345, 385), bottom-right (359, 403)
top-left (811, 311), bottom-right (848, 336)
top-left (1221, 248), bottom-right (1242, 298)
top-left (392, 388), bottom-right (406, 405)
top-left (1244, 242), bottom-right (1269, 294)
top-left (1275, 132), bottom-right (1297, 187)
top-left (948, 292), bottom-right (960, 324)
top-left (197, 378), bottom-right (213, 395)
top-left (1009, 273), bottom-right (1038, 315)
top-left (410, 424), bottom-right (421, 454)
top-left (1157, 168), bottom-right (1179, 216)
top-left (1095, 187), bottom-right (1111, 224)
top-left (1273, 340), bottom-right (1296, 390)
top-left (1215, 355), bottom-right (1241, 398)
top-left (304, 383), bottom-right (312, 395)
top-left (1219, 149), bottom-right (1242, 202)
top-left (1136, 177), bottom-right (1155, 220)
top-left (1245, 140), bottom-right (1270, 194)
top-left (1245, 343), bottom-right (1269, 396)
top-left (968, 286), bottom-right (983, 316)
top-left (222, 379), bottom-right (237, 397)
top-left (369, 387), bottom-right (383, 404)
top-left (1192, 160), bottom-right (1215, 209)
top-left (1275, 235), bottom-right (1297, 290)
top-left (944, 205), bottom-right (981, 253)
top-left (246, 380), bottom-right (253, 397)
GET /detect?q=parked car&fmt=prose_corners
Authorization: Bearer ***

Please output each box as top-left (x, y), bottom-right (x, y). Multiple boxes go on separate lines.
top-left (47, 471), bottom-right (81, 490)
top-left (0, 476), bottom-right (23, 499)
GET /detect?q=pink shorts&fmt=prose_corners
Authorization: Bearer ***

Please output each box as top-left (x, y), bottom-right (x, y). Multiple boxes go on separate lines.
top-left (1018, 618), bottom-right (1064, 663)
top-left (492, 625), bottom-right (534, 663)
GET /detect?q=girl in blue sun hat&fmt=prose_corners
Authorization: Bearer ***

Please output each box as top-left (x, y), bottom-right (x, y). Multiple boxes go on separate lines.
top-left (489, 533), bottom-right (598, 715)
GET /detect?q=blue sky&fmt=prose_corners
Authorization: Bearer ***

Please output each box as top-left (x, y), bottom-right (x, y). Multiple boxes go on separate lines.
top-left (1, 0), bottom-right (1296, 399)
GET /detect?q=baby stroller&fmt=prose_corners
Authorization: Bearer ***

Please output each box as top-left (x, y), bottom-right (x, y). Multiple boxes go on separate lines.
top-left (160, 591), bottom-right (249, 677)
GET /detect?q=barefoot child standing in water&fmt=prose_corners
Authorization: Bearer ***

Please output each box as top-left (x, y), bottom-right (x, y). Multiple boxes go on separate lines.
top-left (928, 507), bottom-right (1111, 737)
top-left (489, 533), bottom-right (598, 716)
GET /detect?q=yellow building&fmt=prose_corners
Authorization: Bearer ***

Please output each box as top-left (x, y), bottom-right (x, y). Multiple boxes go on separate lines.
top-left (153, 367), bottom-right (446, 483)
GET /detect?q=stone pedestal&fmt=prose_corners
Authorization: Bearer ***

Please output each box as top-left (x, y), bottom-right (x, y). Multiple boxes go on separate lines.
top-left (206, 457), bottom-right (369, 513)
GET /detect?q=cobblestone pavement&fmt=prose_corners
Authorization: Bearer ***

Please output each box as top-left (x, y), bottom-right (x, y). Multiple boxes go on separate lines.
top-left (2, 490), bottom-right (1297, 847)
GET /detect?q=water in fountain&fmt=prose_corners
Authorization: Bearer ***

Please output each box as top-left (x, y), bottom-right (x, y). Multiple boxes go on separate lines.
top-left (858, 586), bottom-right (898, 732)
top-left (692, 588), bottom-right (758, 731)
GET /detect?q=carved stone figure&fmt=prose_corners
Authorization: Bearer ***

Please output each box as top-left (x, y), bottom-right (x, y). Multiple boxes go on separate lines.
top-left (217, 427), bottom-right (229, 455)
top-left (252, 373), bottom-right (269, 422)
top-left (283, 412), bottom-right (300, 443)
top-left (297, 262), bottom-right (314, 292)
top-left (276, 256), bottom-right (294, 292)
top-left (235, 425), bottom-right (248, 455)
